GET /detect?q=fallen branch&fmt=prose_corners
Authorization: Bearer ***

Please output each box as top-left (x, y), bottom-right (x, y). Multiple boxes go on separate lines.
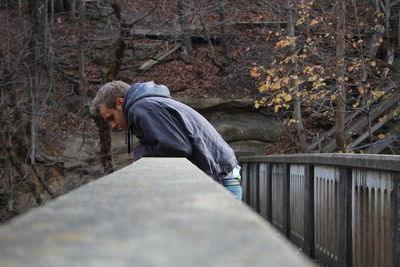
top-left (139, 44), bottom-right (181, 70)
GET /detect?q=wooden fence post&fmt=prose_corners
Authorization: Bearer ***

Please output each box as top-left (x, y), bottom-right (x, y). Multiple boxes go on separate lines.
top-left (241, 163), bottom-right (249, 204)
top-left (250, 163), bottom-right (260, 212)
top-left (393, 172), bottom-right (400, 267)
top-left (304, 164), bottom-right (315, 258)
top-left (266, 163), bottom-right (273, 222)
top-left (338, 167), bottom-right (352, 267)
top-left (259, 163), bottom-right (269, 219)
top-left (283, 163), bottom-right (291, 238)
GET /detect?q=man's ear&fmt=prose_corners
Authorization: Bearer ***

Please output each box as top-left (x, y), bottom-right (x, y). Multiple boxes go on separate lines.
top-left (116, 98), bottom-right (124, 109)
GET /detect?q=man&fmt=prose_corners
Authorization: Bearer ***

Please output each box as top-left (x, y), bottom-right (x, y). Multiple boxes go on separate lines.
top-left (93, 81), bottom-right (242, 200)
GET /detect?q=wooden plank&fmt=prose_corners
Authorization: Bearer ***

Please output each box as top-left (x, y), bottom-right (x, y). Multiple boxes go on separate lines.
top-left (139, 44), bottom-right (181, 70)
top-left (393, 172), bottom-right (400, 267)
top-left (241, 163), bottom-right (250, 204)
top-left (129, 27), bottom-right (229, 43)
top-left (266, 163), bottom-right (273, 222)
top-left (323, 92), bottom-right (399, 152)
top-left (250, 163), bottom-right (260, 212)
top-left (283, 163), bottom-right (291, 238)
top-left (338, 167), bottom-right (352, 267)
top-left (350, 111), bottom-right (393, 149)
top-left (259, 163), bottom-right (268, 219)
top-left (364, 139), bottom-right (395, 154)
top-left (303, 165), bottom-right (315, 257)
top-left (308, 83), bottom-right (396, 151)
top-left (235, 21), bottom-right (288, 29)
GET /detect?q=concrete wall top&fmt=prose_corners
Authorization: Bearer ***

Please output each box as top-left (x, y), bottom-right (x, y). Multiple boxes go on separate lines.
top-left (0, 158), bottom-right (314, 267)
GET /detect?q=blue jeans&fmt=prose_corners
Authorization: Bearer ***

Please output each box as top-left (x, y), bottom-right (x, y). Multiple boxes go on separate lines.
top-left (221, 166), bottom-right (242, 200)
top-left (224, 185), bottom-right (243, 200)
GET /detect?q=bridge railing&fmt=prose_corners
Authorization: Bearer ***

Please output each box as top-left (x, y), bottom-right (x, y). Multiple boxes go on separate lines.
top-left (0, 158), bottom-right (314, 267)
top-left (239, 153), bottom-right (400, 267)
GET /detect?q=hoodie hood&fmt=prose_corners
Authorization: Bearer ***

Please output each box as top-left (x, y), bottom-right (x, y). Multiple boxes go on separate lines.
top-left (123, 81), bottom-right (171, 154)
top-left (123, 81), bottom-right (170, 119)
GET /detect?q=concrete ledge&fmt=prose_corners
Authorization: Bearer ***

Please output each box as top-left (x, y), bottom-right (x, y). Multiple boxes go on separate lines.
top-left (0, 158), bottom-right (314, 267)
top-left (239, 153), bottom-right (400, 172)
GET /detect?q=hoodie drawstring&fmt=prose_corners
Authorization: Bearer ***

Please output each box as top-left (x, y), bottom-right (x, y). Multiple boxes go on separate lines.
top-left (126, 129), bottom-right (131, 155)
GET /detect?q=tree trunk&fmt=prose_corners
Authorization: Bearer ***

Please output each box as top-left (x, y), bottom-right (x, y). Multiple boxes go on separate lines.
top-left (288, 0), bottom-right (308, 153)
top-left (193, 0), bottom-right (224, 70)
top-left (93, 114), bottom-right (114, 174)
top-left (77, 0), bottom-right (88, 103)
top-left (335, 0), bottom-right (347, 151)
top-left (361, 24), bottom-right (385, 82)
top-left (52, 0), bottom-right (71, 13)
top-left (217, 0), bottom-right (229, 66)
top-left (0, 65), bottom-right (14, 211)
top-left (91, 0), bottom-right (132, 175)
top-left (176, 0), bottom-right (192, 55)
top-left (104, 0), bottom-right (127, 82)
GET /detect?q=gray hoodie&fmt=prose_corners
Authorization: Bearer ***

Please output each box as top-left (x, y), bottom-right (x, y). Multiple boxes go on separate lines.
top-left (123, 81), bottom-right (238, 181)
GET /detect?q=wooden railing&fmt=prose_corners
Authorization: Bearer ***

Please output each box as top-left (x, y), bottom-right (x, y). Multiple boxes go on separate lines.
top-left (239, 153), bottom-right (400, 267)
top-left (0, 158), bottom-right (314, 267)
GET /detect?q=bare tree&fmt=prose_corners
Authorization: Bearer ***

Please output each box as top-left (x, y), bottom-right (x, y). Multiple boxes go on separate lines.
top-left (288, 0), bottom-right (308, 152)
top-left (217, 0), bottom-right (229, 67)
top-left (335, 0), bottom-right (347, 151)
top-left (176, 0), bottom-right (193, 55)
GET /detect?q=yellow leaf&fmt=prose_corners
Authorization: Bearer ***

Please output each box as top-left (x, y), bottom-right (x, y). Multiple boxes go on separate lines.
top-left (372, 90), bottom-right (385, 99)
top-left (254, 101), bottom-right (261, 109)
top-left (303, 66), bottom-right (314, 74)
top-left (266, 68), bottom-right (275, 75)
top-left (259, 83), bottom-right (268, 92)
top-left (310, 19), bottom-right (318, 25)
top-left (379, 114), bottom-right (388, 121)
top-left (296, 18), bottom-right (304, 26)
top-left (282, 77), bottom-right (290, 85)
top-left (378, 133), bottom-right (386, 139)
top-left (250, 68), bottom-right (261, 77)
top-left (331, 95), bottom-right (337, 101)
top-left (270, 83), bottom-right (281, 90)
top-left (284, 94), bottom-right (292, 102)
top-left (275, 37), bottom-right (295, 48)
top-left (370, 61), bottom-right (376, 67)
top-left (352, 101), bottom-right (360, 108)
top-left (274, 105), bottom-right (281, 112)
top-left (358, 86), bottom-right (366, 94)
top-left (308, 75), bottom-right (318, 82)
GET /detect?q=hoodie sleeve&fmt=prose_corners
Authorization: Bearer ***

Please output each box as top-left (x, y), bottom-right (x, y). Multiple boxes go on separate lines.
top-left (129, 100), bottom-right (193, 161)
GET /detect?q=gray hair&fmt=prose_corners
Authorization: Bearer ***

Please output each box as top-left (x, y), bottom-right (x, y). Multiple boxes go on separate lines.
top-left (93, 81), bottom-right (131, 113)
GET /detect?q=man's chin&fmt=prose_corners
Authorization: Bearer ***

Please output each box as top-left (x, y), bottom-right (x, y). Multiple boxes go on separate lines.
top-left (111, 127), bottom-right (125, 132)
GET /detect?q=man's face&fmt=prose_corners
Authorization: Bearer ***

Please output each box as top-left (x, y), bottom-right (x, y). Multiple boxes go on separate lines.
top-left (99, 98), bottom-right (127, 130)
